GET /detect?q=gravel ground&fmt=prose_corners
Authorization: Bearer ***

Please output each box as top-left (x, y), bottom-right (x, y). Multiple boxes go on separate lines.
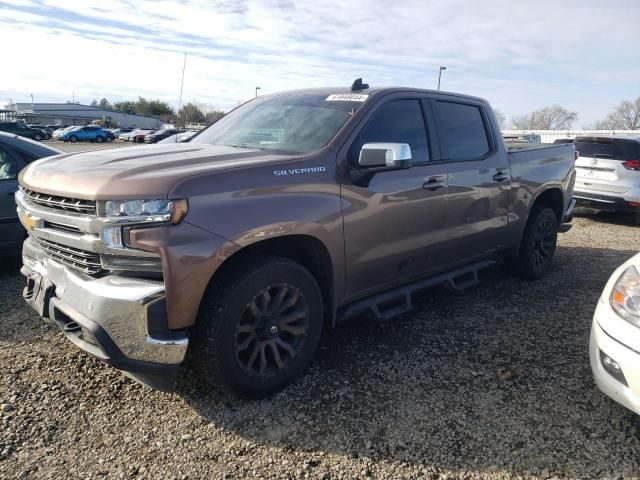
top-left (1, 211), bottom-right (639, 480)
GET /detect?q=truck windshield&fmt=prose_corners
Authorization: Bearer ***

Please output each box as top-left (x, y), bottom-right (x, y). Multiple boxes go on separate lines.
top-left (193, 94), bottom-right (366, 154)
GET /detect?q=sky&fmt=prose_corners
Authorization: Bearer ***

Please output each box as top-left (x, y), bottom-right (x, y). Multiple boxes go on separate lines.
top-left (0, 0), bottom-right (638, 127)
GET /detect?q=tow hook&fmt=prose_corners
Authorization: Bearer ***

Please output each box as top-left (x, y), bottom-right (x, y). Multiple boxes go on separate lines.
top-left (63, 321), bottom-right (81, 332)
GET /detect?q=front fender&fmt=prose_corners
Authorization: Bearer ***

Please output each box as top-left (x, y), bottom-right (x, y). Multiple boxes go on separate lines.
top-left (129, 222), bottom-right (240, 330)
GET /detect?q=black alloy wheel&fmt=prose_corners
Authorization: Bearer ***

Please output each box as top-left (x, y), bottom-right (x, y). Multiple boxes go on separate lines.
top-left (512, 205), bottom-right (558, 279)
top-left (191, 256), bottom-right (323, 399)
top-left (234, 283), bottom-right (310, 378)
top-left (531, 215), bottom-right (555, 270)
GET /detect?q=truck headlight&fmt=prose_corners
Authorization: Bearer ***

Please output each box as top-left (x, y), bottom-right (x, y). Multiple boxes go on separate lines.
top-left (610, 266), bottom-right (640, 326)
top-left (104, 199), bottom-right (188, 224)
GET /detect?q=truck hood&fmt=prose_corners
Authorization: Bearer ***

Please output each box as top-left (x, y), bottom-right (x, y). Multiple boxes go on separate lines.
top-left (19, 143), bottom-right (299, 200)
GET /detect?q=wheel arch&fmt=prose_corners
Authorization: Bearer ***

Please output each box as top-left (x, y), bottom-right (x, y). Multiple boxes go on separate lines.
top-left (503, 186), bottom-right (564, 260)
top-left (206, 234), bottom-right (337, 327)
top-left (531, 187), bottom-right (564, 224)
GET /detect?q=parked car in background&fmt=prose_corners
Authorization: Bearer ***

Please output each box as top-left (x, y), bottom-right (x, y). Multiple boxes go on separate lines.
top-left (117, 129), bottom-right (137, 142)
top-left (573, 135), bottom-right (640, 223)
top-left (0, 122), bottom-right (47, 141)
top-left (102, 129), bottom-right (117, 142)
top-left (15, 83), bottom-right (576, 396)
top-left (53, 126), bottom-right (78, 140)
top-left (158, 130), bottom-right (199, 144)
top-left (111, 128), bottom-right (134, 138)
top-left (62, 125), bottom-right (112, 143)
top-left (590, 252), bottom-right (640, 415)
top-left (119, 128), bottom-right (153, 142)
top-left (0, 132), bottom-right (61, 257)
top-left (130, 129), bottom-right (155, 143)
top-left (28, 125), bottom-right (53, 140)
top-left (144, 129), bottom-right (183, 143)
top-left (46, 124), bottom-right (69, 131)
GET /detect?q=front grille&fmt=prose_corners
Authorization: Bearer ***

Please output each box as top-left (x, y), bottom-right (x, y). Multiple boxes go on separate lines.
top-left (20, 186), bottom-right (97, 215)
top-left (37, 239), bottom-right (103, 276)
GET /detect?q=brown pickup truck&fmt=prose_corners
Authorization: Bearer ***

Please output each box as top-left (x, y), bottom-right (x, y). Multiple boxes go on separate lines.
top-left (16, 82), bottom-right (576, 398)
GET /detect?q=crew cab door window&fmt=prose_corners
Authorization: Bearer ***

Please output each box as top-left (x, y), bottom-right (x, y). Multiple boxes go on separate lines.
top-left (350, 99), bottom-right (430, 166)
top-left (433, 101), bottom-right (491, 161)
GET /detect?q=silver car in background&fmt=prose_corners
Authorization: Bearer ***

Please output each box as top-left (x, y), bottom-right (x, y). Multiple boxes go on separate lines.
top-left (573, 135), bottom-right (640, 222)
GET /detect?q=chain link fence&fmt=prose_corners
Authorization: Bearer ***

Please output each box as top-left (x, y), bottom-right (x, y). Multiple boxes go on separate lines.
top-left (502, 129), bottom-right (640, 143)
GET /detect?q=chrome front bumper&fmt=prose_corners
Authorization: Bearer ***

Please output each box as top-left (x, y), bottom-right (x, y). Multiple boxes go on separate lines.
top-left (16, 185), bottom-right (190, 391)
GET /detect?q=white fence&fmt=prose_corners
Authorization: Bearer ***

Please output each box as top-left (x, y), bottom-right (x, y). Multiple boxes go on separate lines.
top-left (502, 130), bottom-right (640, 143)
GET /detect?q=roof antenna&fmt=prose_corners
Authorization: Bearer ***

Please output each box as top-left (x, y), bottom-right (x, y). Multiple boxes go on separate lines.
top-left (351, 78), bottom-right (369, 91)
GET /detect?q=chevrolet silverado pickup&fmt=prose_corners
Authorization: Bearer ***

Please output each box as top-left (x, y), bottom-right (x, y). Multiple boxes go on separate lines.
top-left (16, 82), bottom-right (576, 398)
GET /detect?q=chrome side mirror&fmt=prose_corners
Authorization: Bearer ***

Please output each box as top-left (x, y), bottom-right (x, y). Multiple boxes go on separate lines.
top-left (358, 143), bottom-right (412, 170)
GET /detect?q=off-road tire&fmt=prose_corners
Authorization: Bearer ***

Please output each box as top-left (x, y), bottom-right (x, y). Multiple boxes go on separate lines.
top-left (512, 206), bottom-right (558, 280)
top-left (190, 256), bottom-right (323, 399)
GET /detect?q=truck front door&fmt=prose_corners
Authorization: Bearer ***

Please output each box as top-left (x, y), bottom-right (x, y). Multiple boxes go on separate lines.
top-left (428, 97), bottom-right (510, 264)
top-left (340, 97), bottom-right (449, 299)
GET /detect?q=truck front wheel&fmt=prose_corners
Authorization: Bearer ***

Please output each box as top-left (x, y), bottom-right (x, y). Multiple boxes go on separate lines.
top-left (191, 256), bottom-right (323, 399)
top-left (512, 206), bottom-right (558, 280)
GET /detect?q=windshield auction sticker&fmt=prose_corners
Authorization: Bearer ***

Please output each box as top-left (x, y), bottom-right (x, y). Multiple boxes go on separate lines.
top-left (325, 94), bottom-right (369, 102)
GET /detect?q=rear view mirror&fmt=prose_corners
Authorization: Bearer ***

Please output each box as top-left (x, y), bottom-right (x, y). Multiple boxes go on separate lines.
top-left (359, 143), bottom-right (412, 171)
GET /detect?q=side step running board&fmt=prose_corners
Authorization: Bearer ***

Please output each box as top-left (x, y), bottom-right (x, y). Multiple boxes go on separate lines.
top-left (337, 259), bottom-right (495, 323)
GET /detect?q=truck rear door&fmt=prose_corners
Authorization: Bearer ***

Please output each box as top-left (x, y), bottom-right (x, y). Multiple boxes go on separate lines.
top-left (427, 97), bottom-right (511, 264)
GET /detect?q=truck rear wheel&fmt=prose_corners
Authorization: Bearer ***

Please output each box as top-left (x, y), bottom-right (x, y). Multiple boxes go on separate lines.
top-left (191, 256), bottom-right (323, 399)
top-left (512, 206), bottom-right (558, 280)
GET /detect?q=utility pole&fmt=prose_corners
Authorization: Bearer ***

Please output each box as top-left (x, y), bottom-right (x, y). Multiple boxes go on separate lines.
top-left (177, 52), bottom-right (187, 129)
top-left (437, 66), bottom-right (447, 91)
top-left (255, 86), bottom-right (261, 98)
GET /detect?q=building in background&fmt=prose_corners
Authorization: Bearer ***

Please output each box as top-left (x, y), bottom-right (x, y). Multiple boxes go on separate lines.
top-left (10, 103), bottom-right (163, 129)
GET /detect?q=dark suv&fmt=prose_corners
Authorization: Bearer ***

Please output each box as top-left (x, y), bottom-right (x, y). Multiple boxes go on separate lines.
top-left (0, 123), bottom-right (47, 141)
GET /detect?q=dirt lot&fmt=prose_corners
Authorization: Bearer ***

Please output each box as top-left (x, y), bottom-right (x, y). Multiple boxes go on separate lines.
top-left (43, 140), bottom-right (137, 153)
top-left (1, 212), bottom-right (639, 480)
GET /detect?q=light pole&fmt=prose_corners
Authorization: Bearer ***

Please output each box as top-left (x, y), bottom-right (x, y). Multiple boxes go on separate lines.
top-left (437, 66), bottom-right (447, 91)
top-left (255, 86), bottom-right (261, 98)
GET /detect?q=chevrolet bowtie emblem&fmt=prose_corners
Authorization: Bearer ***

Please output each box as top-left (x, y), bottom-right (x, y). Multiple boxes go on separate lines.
top-left (20, 210), bottom-right (40, 231)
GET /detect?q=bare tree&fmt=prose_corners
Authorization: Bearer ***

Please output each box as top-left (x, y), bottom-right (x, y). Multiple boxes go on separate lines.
top-left (493, 109), bottom-right (506, 128)
top-left (594, 97), bottom-right (640, 130)
top-left (511, 105), bottom-right (577, 130)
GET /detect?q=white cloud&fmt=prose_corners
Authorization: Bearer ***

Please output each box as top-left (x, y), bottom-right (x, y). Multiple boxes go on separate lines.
top-left (0, 0), bottom-right (638, 124)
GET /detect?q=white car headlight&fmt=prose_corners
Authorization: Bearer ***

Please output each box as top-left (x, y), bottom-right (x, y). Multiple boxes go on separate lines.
top-left (610, 265), bottom-right (640, 326)
top-left (104, 199), bottom-right (188, 224)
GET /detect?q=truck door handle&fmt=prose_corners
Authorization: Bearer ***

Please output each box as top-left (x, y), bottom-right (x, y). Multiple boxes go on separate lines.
top-left (423, 175), bottom-right (446, 191)
top-left (493, 172), bottom-right (509, 182)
